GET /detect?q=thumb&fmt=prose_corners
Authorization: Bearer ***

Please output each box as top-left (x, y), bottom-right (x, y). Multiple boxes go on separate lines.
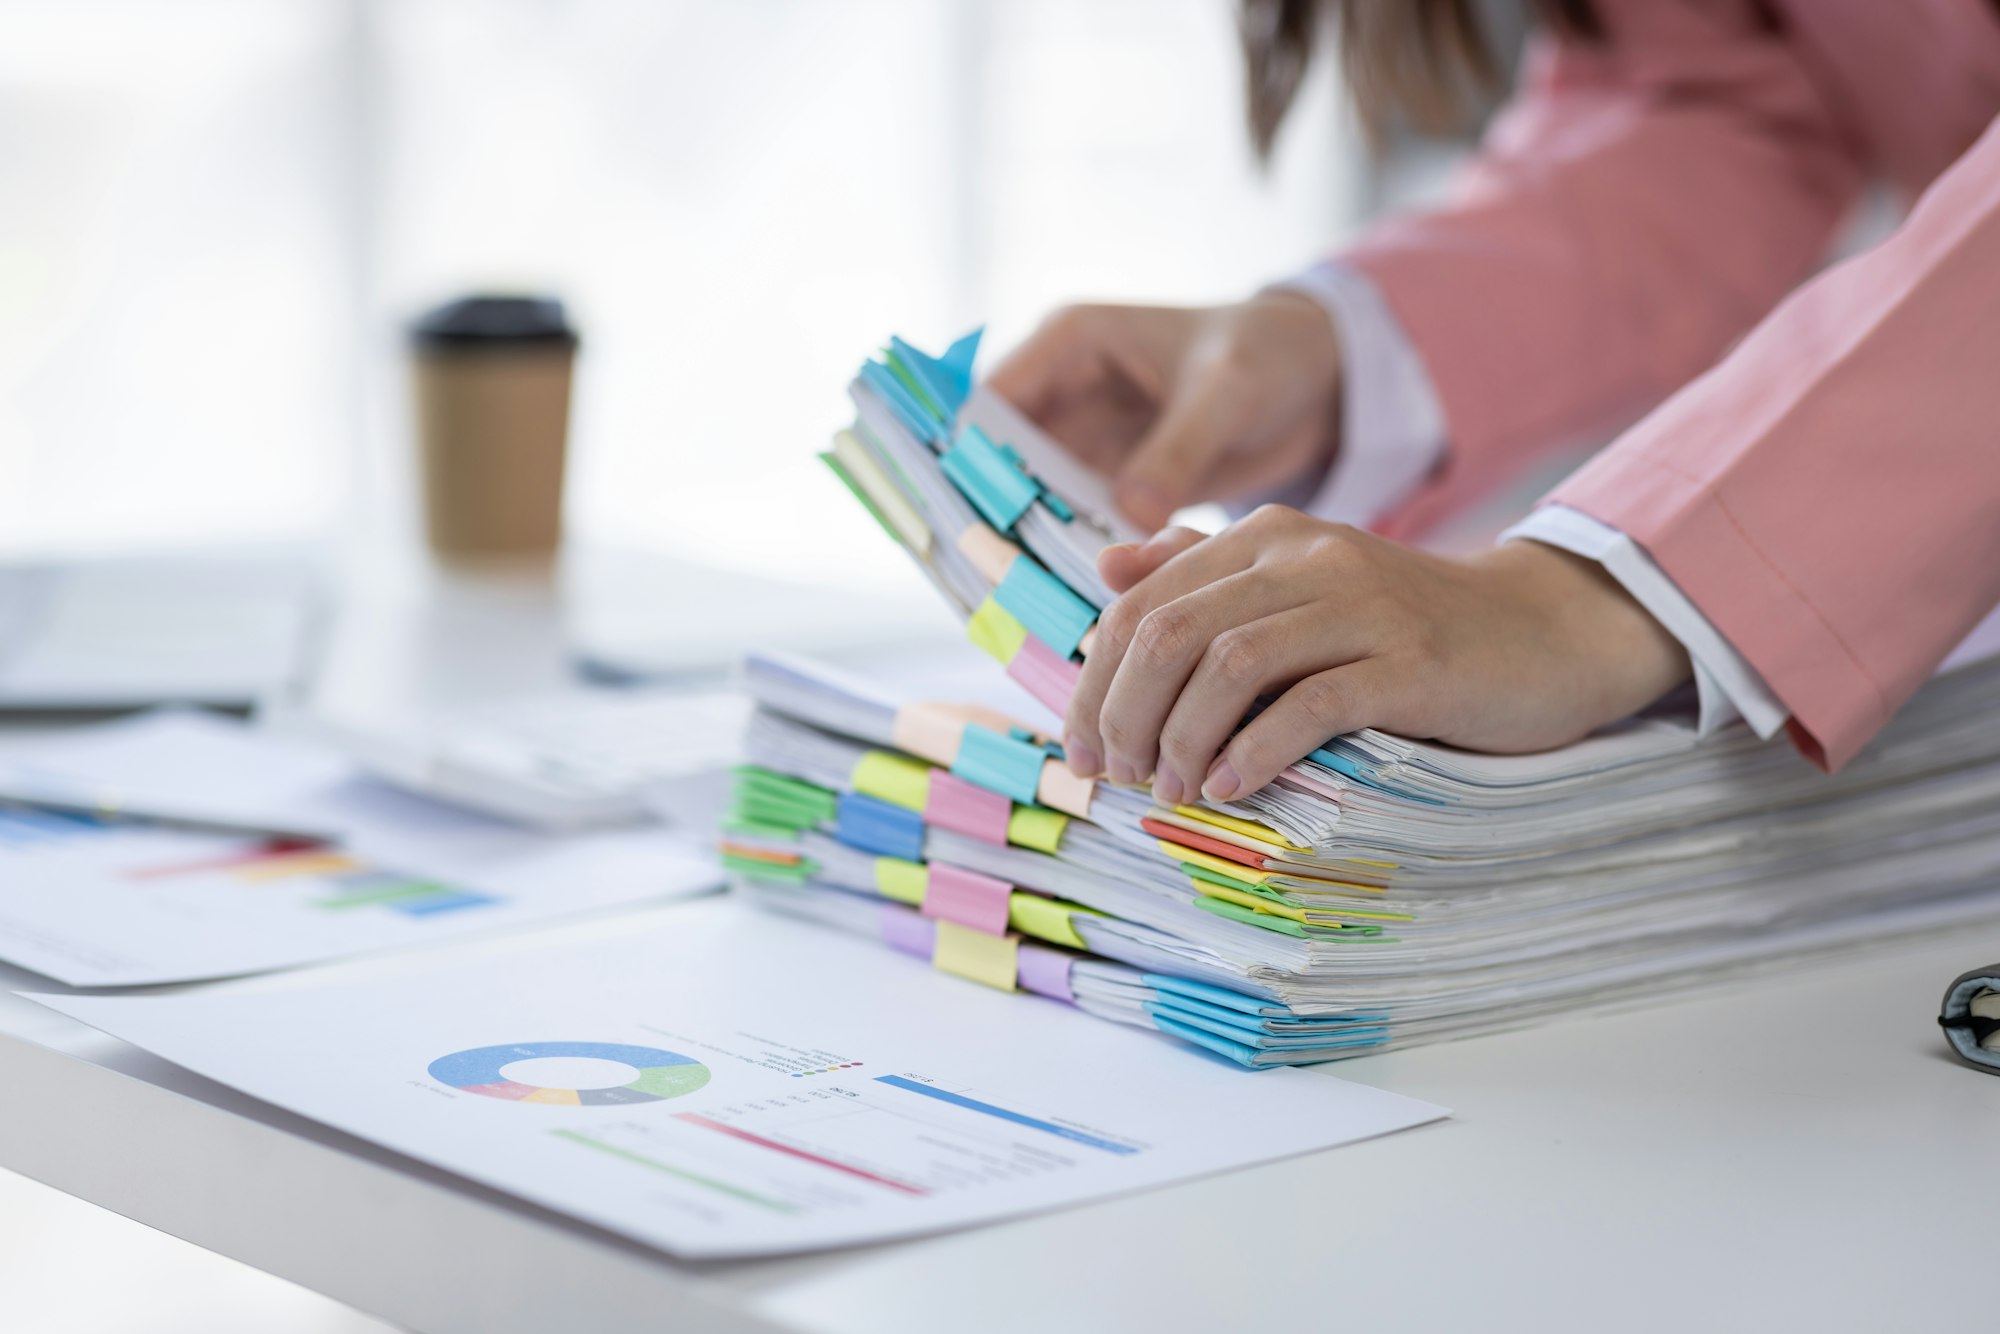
top-left (1097, 526), bottom-right (1207, 594)
top-left (1113, 365), bottom-right (1242, 531)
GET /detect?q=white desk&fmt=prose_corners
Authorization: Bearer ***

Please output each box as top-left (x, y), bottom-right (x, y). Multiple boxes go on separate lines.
top-left (2, 548), bottom-right (1996, 1333)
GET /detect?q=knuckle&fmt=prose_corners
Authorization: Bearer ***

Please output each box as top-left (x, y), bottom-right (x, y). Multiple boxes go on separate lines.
top-left (1292, 674), bottom-right (1352, 733)
top-left (1207, 629), bottom-right (1266, 689)
top-left (1097, 708), bottom-right (1142, 754)
top-left (1095, 598), bottom-right (1142, 656)
top-left (1131, 607), bottom-right (1202, 670)
top-left (1156, 727), bottom-right (1200, 780)
top-left (1243, 503), bottom-right (1293, 532)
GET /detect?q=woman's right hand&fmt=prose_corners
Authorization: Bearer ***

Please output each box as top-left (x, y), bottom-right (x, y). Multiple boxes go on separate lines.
top-left (983, 293), bottom-right (1345, 532)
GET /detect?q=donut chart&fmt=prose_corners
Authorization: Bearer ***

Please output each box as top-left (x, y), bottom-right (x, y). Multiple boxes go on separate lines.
top-left (429, 1041), bottom-right (710, 1106)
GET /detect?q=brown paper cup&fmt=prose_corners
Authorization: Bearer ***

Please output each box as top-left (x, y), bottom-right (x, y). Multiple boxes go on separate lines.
top-left (409, 296), bottom-right (577, 559)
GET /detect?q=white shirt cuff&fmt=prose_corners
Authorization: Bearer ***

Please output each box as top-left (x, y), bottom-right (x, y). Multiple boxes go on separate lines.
top-left (1256, 261), bottom-right (1448, 527)
top-left (1502, 505), bottom-right (1791, 739)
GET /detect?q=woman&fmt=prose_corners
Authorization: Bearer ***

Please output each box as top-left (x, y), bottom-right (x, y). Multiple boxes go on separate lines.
top-left (989, 0), bottom-right (2000, 807)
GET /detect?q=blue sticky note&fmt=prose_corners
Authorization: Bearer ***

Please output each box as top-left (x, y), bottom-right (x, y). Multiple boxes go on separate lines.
top-left (835, 791), bottom-right (927, 862)
top-left (941, 424), bottom-right (1040, 533)
top-left (890, 333), bottom-right (978, 419)
top-left (950, 724), bottom-right (1046, 806)
top-left (859, 361), bottom-right (945, 444)
top-left (994, 556), bottom-right (1095, 660)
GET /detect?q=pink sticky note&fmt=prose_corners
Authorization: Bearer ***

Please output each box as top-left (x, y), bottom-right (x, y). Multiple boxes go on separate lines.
top-left (1006, 634), bottom-right (1082, 717)
top-left (920, 863), bottom-right (1014, 937)
top-left (924, 770), bottom-right (1013, 846)
top-left (1015, 943), bottom-right (1076, 1003)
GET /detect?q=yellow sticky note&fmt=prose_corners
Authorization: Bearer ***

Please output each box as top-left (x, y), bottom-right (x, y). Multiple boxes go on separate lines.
top-left (873, 857), bottom-right (929, 906)
top-left (1160, 841), bottom-right (1274, 886)
top-left (967, 596), bottom-right (1029, 664)
top-left (1006, 805), bottom-right (1069, 853)
top-left (931, 920), bottom-right (1019, 991)
top-left (851, 750), bottom-right (932, 812)
top-left (1172, 803), bottom-right (1307, 852)
top-left (1007, 892), bottom-right (1094, 949)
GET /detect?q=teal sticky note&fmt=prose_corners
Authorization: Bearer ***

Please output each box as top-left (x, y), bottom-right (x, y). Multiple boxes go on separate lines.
top-left (950, 724), bottom-right (1045, 806)
top-left (941, 424), bottom-right (1041, 533)
top-left (993, 556), bottom-right (1095, 660)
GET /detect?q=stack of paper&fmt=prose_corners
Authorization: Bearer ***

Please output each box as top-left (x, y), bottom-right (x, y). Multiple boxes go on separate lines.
top-left (721, 331), bottom-right (2000, 1065)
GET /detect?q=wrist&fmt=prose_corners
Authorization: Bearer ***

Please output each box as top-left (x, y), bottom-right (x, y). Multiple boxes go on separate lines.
top-left (1248, 288), bottom-right (1344, 485)
top-left (1481, 539), bottom-right (1693, 724)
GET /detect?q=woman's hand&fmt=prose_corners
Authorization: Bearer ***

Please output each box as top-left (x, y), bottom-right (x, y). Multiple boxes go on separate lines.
top-left (984, 295), bottom-right (1343, 531)
top-left (1060, 506), bottom-right (1694, 804)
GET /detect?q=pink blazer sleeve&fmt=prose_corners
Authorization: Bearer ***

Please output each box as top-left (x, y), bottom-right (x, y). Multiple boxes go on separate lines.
top-left (1550, 113), bottom-right (2000, 771)
top-left (1340, 0), bottom-right (1865, 539)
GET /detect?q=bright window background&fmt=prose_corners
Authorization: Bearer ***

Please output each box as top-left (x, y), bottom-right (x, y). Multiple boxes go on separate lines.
top-left (0, 0), bottom-right (1365, 588)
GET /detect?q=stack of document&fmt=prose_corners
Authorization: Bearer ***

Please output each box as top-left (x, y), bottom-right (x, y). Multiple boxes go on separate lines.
top-left (722, 331), bottom-right (2000, 1065)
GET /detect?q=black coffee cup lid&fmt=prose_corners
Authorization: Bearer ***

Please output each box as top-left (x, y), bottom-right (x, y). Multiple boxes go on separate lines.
top-left (411, 295), bottom-right (578, 349)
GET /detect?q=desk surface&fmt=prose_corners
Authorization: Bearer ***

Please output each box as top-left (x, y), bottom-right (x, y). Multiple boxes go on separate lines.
top-left (2, 547), bottom-right (1995, 1334)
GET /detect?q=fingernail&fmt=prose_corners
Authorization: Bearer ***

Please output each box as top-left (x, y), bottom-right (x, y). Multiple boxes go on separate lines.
top-left (1107, 756), bottom-right (1139, 786)
top-left (1064, 735), bottom-right (1100, 778)
top-left (1153, 770), bottom-right (1185, 807)
top-left (1202, 758), bottom-right (1241, 804)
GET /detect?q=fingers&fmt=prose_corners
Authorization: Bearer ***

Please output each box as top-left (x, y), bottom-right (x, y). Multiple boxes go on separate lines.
top-left (1094, 571), bottom-right (1317, 793)
top-left (1203, 657), bottom-right (1402, 803)
top-left (1151, 605), bottom-right (1371, 806)
top-left (984, 308), bottom-right (1097, 422)
top-left (1063, 532), bottom-right (1262, 783)
top-left (1112, 362), bottom-right (1246, 530)
top-left (1097, 526), bottom-right (1206, 596)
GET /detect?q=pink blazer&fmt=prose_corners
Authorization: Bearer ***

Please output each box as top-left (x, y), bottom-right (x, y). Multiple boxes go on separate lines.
top-left (1339, 0), bottom-right (2000, 769)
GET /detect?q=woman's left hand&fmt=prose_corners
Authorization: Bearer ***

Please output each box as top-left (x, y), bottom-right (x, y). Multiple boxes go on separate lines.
top-left (1059, 505), bottom-right (1694, 805)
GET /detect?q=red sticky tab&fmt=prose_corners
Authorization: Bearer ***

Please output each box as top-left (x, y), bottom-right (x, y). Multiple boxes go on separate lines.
top-left (923, 770), bottom-right (1013, 845)
top-left (1138, 817), bottom-right (1269, 869)
top-left (1006, 634), bottom-right (1083, 716)
top-left (921, 863), bottom-right (1014, 936)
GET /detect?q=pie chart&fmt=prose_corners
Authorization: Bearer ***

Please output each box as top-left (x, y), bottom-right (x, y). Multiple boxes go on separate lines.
top-left (428, 1040), bottom-right (710, 1106)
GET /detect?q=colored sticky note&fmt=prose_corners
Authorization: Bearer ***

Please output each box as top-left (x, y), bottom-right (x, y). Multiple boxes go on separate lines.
top-left (1007, 633), bottom-right (1083, 717)
top-left (1006, 804), bottom-right (1069, 854)
top-left (931, 920), bottom-right (1019, 992)
top-left (952, 724), bottom-right (1046, 806)
top-left (941, 424), bottom-right (1040, 533)
top-left (1015, 941), bottom-right (1076, 1002)
top-left (831, 429), bottom-right (931, 556)
top-left (873, 857), bottom-right (929, 906)
top-left (1171, 804), bottom-right (1307, 852)
top-left (851, 751), bottom-right (933, 813)
top-left (921, 863), bottom-right (1014, 937)
top-left (1008, 892), bottom-right (1094, 950)
top-left (993, 556), bottom-right (1095, 660)
top-left (924, 771), bottom-right (1013, 846)
top-left (836, 792), bottom-right (927, 861)
top-left (967, 596), bottom-right (1030, 664)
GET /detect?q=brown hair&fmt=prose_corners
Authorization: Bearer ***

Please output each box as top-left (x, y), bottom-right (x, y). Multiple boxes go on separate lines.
top-left (1240, 0), bottom-right (1602, 157)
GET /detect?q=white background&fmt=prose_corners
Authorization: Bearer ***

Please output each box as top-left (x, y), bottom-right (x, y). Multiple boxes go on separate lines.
top-left (0, 0), bottom-right (1362, 590)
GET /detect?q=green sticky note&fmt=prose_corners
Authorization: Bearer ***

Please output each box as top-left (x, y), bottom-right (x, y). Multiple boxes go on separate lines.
top-left (1006, 805), bottom-right (1069, 854)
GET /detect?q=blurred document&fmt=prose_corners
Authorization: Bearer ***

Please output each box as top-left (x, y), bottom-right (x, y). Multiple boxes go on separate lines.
top-left (0, 712), bottom-right (718, 985)
top-left (0, 553), bottom-right (319, 711)
top-left (36, 898), bottom-right (1444, 1258)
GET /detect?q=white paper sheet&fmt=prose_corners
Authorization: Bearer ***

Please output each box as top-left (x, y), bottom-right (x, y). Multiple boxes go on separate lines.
top-left (32, 898), bottom-right (1446, 1257)
top-left (0, 712), bottom-right (719, 986)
